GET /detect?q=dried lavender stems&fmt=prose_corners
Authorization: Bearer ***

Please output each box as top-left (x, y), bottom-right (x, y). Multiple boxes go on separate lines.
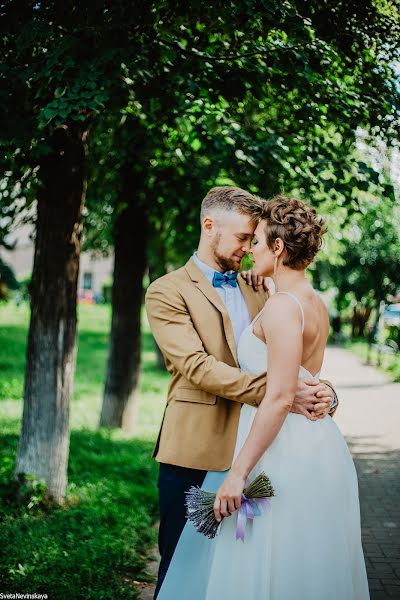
top-left (185, 472), bottom-right (275, 539)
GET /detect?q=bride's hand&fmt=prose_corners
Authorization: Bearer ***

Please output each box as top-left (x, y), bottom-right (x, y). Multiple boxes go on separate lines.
top-left (213, 470), bottom-right (247, 522)
top-left (240, 270), bottom-right (270, 293)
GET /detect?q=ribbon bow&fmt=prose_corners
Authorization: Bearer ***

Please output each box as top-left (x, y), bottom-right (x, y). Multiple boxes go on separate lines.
top-left (235, 481), bottom-right (271, 542)
top-left (212, 271), bottom-right (238, 288)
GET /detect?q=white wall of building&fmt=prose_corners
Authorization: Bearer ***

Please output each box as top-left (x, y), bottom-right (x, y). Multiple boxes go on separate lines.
top-left (1, 223), bottom-right (114, 296)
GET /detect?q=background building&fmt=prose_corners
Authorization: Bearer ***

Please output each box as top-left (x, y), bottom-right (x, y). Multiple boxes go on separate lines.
top-left (1, 222), bottom-right (113, 299)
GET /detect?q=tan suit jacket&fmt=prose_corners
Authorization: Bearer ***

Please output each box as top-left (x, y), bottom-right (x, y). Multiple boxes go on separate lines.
top-left (145, 257), bottom-right (336, 471)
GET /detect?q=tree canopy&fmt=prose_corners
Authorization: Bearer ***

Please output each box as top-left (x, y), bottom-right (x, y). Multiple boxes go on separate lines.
top-left (1, 0), bottom-right (399, 285)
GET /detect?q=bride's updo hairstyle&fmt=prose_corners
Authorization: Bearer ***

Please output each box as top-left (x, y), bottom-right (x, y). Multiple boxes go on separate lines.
top-left (262, 195), bottom-right (327, 269)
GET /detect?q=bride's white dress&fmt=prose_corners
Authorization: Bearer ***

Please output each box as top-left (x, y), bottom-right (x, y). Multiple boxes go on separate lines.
top-left (203, 292), bottom-right (369, 599)
top-left (158, 292), bottom-right (369, 600)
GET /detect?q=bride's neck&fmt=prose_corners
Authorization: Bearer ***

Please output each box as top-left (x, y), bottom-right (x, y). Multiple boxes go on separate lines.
top-left (273, 267), bottom-right (308, 293)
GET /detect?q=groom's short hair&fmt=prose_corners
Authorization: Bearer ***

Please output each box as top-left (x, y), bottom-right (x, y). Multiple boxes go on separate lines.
top-left (200, 186), bottom-right (265, 223)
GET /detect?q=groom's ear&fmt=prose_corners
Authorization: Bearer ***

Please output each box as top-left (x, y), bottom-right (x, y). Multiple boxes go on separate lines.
top-left (202, 215), bottom-right (214, 235)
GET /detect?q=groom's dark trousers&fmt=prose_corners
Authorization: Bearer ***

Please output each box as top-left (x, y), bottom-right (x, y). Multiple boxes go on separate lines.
top-left (154, 462), bottom-right (207, 599)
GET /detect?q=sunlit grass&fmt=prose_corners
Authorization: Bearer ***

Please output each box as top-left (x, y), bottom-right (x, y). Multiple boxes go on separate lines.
top-left (0, 301), bottom-right (167, 598)
top-left (0, 301), bottom-right (169, 437)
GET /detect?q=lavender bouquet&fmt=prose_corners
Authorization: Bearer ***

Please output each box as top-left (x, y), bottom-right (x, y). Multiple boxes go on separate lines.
top-left (185, 472), bottom-right (275, 540)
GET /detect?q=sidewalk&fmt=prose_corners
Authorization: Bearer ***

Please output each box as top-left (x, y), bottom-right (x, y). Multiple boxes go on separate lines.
top-left (321, 346), bottom-right (400, 600)
top-left (138, 346), bottom-right (400, 600)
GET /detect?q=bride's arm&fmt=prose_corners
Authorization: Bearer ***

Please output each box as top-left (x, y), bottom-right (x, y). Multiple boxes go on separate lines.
top-left (214, 293), bottom-right (303, 521)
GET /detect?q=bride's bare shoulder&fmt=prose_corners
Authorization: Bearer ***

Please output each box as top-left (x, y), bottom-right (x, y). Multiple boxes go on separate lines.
top-left (261, 292), bottom-right (303, 325)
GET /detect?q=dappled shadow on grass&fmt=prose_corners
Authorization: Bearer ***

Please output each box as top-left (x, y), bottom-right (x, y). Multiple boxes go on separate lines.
top-left (0, 427), bottom-right (159, 599)
top-left (68, 429), bottom-right (157, 498)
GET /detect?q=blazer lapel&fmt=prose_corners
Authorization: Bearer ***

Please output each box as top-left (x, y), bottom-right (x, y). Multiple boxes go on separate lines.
top-left (185, 258), bottom-right (239, 365)
top-left (238, 274), bottom-right (266, 320)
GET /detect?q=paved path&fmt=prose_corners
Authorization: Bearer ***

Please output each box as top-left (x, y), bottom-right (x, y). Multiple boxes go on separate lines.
top-left (138, 346), bottom-right (400, 600)
top-left (321, 346), bottom-right (400, 600)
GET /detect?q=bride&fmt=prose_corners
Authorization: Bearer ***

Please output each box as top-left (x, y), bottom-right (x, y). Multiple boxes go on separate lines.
top-left (157, 195), bottom-right (369, 600)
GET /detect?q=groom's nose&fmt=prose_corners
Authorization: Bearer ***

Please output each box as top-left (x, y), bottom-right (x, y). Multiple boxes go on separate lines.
top-left (242, 241), bottom-right (252, 253)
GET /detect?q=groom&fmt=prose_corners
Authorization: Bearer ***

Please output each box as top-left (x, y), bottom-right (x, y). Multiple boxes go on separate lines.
top-left (145, 186), bottom-right (338, 597)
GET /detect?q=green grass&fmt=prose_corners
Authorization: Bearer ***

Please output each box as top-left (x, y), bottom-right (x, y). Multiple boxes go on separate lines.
top-left (0, 301), bottom-right (169, 599)
top-left (344, 338), bottom-right (400, 382)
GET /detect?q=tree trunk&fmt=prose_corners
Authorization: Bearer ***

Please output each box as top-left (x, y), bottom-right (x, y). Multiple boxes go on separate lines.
top-left (351, 304), bottom-right (372, 338)
top-left (15, 121), bottom-right (89, 504)
top-left (100, 169), bottom-right (147, 433)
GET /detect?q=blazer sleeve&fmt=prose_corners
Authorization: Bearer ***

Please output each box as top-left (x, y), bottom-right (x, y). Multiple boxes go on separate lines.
top-left (145, 279), bottom-right (266, 407)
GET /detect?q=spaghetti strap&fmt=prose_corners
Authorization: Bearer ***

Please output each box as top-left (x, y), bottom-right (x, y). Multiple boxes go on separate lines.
top-left (275, 291), bottom-right (305, 333)
top-left (251, 308), bottom-right (265, 327)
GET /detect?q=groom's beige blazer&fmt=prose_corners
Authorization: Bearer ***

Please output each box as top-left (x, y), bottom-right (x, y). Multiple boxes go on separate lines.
top-left (145, 257), bottom-right (336, 471)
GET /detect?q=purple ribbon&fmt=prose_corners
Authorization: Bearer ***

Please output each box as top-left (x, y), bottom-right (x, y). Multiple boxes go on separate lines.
top-left (235, 492), bottom-right (271, 542)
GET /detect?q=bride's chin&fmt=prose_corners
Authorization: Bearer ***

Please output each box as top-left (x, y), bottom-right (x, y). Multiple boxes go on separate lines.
top-left (253, 267), bottom-right (271, 278)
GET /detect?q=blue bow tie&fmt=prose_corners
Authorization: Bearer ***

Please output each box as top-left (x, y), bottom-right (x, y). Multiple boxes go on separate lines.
top-left (212, 271), bottom-right (238, 288)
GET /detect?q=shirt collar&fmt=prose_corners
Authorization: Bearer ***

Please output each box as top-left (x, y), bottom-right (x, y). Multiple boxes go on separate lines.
top-left (192, 252), bottom-right (235, 284)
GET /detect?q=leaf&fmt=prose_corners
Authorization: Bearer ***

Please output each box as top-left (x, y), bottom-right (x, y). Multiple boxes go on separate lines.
top-left (190, 138), bottom-right (201, 151)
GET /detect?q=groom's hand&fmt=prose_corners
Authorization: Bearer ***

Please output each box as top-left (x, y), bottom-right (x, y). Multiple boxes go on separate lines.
top-left (291, 379), bottom-right (333, 421)
top-left (240, 270), bottom-right (270, 293)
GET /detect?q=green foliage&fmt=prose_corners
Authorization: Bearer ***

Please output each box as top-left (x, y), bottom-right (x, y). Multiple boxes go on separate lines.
top-left (16, 274), bottom-right (31, 303)
top-left (0, 432), bottom-right (158, 599)
top-left (0, 258), bottom-right (19, 300)
top-left (2, 0), bottom-right (399, 275)
top-left (314, 185), bottom-right (400, 313)
top-left (345, 339), bottom-right (400, 383)
top-left (0, 303), bottom-right (166, 598)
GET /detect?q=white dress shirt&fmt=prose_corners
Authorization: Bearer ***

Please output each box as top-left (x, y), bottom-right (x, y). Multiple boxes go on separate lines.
top-left (192, 253), bottom-right (251, 346)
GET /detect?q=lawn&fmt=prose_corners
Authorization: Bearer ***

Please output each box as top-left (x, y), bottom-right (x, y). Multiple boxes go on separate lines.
top-left (0, 301), bottom-right (169, 599)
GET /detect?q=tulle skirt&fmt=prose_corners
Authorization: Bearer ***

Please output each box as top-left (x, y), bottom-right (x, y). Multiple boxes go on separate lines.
top-left (158, 408), bottom-right (370, 600)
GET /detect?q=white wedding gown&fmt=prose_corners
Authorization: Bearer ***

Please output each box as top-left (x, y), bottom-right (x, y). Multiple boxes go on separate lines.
top-left (158, 292), bottom-right (370, 600)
